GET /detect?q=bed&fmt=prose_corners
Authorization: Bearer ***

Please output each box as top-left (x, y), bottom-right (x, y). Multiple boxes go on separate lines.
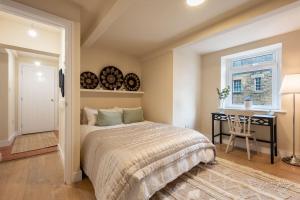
top-left (80, 121), bottom-right (215, 200)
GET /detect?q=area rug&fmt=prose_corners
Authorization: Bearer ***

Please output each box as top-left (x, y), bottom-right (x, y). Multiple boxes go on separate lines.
top-left (151, 158), bottom-right (300, 200)
top-left (11, 132), bottom-right (58, 154)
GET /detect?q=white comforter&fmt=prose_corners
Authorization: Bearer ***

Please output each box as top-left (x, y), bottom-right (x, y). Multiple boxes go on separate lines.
top-left (81, 121), bottom-right (215, 200)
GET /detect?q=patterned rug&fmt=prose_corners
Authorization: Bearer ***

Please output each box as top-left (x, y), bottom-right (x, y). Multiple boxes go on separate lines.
top-left (151, 158), bottom-right (300, 200)
top-left (11, 132), bottom-right (58, 154)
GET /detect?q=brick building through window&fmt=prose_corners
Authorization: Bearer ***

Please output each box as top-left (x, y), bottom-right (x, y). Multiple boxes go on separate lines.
top-left (221, 44), bottom-right (282, 110)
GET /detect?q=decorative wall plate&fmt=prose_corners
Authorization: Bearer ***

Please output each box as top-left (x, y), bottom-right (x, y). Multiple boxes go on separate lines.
top-left (99, 66), bottom-right (124, 90)
top-left (80, 71), bottom-right (99, 89)
top-left (124, 73), bottom-right (140, 91)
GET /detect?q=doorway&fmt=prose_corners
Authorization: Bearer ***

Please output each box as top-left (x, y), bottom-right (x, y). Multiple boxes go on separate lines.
top-left (0, 0), bottom-right (79, 184)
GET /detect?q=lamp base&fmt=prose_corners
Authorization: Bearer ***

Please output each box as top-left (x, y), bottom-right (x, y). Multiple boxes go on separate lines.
top-left (282, 155), bottom-right (300, 166)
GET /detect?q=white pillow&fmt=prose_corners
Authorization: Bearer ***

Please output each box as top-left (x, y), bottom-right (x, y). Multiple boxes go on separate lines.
top-left (84, 107), bottom-right (124, 125)
top-left (83, 107), bottom-right (98, 125)
top-left (115, 106), bottom-right (142, 111)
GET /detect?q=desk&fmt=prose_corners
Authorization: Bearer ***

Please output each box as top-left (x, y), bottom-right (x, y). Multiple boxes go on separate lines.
top-left (211, 112), bottom-right (277, 164)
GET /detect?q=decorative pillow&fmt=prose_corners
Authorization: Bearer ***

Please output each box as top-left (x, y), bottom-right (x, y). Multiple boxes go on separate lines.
top-left (96, 110), bottom-right (123, 126)
top-left (123, 107), bottom-right (144, 124)
top-left (84, 107), bottom-right (122, 125)
top-left (83, 107), bottom-right (98, 125)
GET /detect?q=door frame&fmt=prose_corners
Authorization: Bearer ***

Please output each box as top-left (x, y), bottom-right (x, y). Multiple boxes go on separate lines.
top-left (18, 63), bottom-right (58, 134)
top-left (0, 0), bottom-right (80, 184)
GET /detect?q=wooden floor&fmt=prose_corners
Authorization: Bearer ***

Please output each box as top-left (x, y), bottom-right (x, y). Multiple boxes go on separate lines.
top-left (1, 145), bottom-right (300, 200)
top-left (216, 144), bottom-right (300, 184)
top-left (0, 152), bottom-right (96, 200)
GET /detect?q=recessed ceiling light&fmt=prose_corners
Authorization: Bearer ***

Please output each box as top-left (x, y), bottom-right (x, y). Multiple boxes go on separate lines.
top-left (186, 0), bottom-right (205, 7)
top-left (34, 61), bottom-right (41, 66)
top-left (28, 29), bottom-right (37, 38)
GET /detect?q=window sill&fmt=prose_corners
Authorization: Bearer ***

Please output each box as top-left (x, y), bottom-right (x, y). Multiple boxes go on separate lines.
top-left (253, 90), bottom-right (264, 94)
top-left (232, 92), bottom-right (242, 94)
top-left (220, 107), bottom-right (286, 114)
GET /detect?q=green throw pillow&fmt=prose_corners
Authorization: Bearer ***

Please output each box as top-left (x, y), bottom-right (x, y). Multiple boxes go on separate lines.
top-left (96, 110), bottom-right (123, 126)
top-left (123, 108), bottom-right (144, 124)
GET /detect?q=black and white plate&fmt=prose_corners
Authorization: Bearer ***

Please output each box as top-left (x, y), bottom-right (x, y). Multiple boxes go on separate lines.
top-left (80, 71), bottom-right (99, 89)
top-left (99, 66), bottom-right (124, 90)
top-left (124, 73), bottom-right (140, 91)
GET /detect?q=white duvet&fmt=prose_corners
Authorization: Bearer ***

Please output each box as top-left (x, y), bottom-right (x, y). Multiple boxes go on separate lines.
top-left (81, 121), bottom-right (215, 200)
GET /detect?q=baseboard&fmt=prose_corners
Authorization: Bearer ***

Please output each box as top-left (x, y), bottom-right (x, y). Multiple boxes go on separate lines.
top-left (0, 131), bottom-right (17, 147)
top-left (219, 137), bottom-right (297, 158)
top-left (72, 170), bottom-right (82, 183)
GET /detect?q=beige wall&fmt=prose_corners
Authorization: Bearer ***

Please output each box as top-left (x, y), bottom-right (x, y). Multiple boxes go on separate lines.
top-left (0, 16), bottom-right (61, 54)
top-left (0, 52), bottom-right (9, 142)
top-left (200, 30), bottom-right (300, 155)
top-left (81, 47), bottom-right (142, 109)
top-left (173, 48), bottom-right (201, 129)
top-left (141, 51), bottom-right (173, 123)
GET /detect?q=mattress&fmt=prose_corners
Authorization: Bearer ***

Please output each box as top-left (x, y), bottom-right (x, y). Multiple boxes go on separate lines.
top-left (80, 121), bottom-right (215, 200)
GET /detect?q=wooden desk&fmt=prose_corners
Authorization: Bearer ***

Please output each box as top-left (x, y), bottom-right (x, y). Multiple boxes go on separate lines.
top-left (211, 112), bottom-right (277, 164)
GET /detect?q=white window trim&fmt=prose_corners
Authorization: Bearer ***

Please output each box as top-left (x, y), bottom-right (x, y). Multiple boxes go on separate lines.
top-left (221, 43), bottom-right (282, 111)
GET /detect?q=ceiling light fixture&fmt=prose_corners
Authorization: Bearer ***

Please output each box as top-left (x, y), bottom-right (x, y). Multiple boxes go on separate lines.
top-left (28, 28), bottom-right (37, 37)
top-left (34, 61), bottom-right (41, 66)
top-left (28, 24), bottom-right (38, 38)
top-left (186, 0), bottom-right (205, 7)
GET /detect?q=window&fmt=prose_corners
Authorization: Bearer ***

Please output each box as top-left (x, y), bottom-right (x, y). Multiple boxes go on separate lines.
top-left (233, 79), bottom-right (242, 93)
top-left (254, 77), bottom-right (262, 92)
top-left (221, 43), bottom-right (281, 110)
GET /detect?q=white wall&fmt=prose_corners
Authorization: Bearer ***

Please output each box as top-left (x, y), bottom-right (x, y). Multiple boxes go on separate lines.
top-left (58, 29), bottom-right (66, 162)
top-left (7, 50), bottom-right (17, 139)
top-left (173, 48), bottom-right (201, 130)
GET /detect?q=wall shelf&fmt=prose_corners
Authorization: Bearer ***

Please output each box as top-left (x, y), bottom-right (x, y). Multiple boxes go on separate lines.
top-left (80, 89), bottom-right (144, 95)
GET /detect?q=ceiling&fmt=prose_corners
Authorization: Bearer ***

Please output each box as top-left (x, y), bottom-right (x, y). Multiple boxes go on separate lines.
top-left (187, 1), bottom-right (300, 55)
top-left (93, 0), bottom-right (269, 56)
top-left (64, 0), bottom-right (271, 56)
top-left (7, 0), bottom-right (291, 57)
top-left (66, 0), bottom-right (116, 38)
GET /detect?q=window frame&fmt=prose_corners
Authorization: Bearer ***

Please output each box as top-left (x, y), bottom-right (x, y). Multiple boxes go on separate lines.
top-left (232, 79), bottom-right (242, 93)
top-left (254, 77), bottom-right (262, 92)
top-left (221, 43), bottom-right (282, 110)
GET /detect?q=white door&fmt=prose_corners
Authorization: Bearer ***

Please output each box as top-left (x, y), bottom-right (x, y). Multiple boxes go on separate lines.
top-left (21, 65), bottom-right (55, 134)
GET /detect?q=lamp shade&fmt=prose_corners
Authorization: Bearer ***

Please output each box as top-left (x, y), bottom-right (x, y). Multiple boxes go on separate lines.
top-left (280, 74), bottom-right (300, 94)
